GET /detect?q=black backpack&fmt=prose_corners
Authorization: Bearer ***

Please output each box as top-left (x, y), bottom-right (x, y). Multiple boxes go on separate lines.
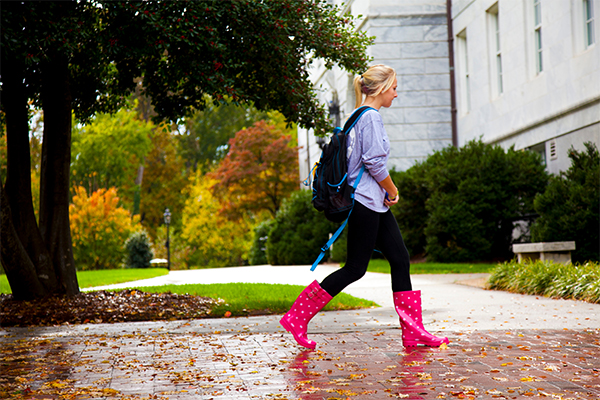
top-left (312, 106), bottom-right (373, 222)
top-left (308, 106), bottom-right (374, 270)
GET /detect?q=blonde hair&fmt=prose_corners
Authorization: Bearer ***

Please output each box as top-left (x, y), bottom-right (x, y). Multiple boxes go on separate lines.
top-left (353, 64), bottom-right (397, 109)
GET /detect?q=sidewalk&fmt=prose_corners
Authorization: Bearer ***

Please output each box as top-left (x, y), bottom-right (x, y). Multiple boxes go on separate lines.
top-left (3, 265), bottom-right (600, 399)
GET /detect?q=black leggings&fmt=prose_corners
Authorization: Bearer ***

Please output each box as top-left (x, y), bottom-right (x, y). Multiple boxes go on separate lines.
top-left (320, 201), bottom-right (412, 297)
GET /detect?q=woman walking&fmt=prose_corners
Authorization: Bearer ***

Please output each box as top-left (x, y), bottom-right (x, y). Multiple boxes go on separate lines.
top-left (280, 64), bottom-right (449, 349)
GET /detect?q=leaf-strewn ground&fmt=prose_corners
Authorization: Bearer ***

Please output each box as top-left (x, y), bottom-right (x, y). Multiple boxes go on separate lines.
top-left (0, 289), bottom-right (218, 327)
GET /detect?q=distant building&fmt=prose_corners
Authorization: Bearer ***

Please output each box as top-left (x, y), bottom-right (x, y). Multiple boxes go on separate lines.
top-left (298, 0), bottom-right (599, 181)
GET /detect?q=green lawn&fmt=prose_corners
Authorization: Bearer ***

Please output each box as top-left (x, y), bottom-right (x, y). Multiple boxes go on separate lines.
top-left (366, 259), bottom-right (497, 274)
top-left (0, 262), bottom-right (497, 295)
top-left (131, 282), bottom-right (378, 317)
top-left (0, 263), bottom-right (495, 317)
top-left (0, 268), bottom-right (169, 294)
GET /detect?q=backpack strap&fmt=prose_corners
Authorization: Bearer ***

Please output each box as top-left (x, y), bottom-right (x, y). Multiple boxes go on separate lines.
top-left (342, 106), bottom-right (374, 135)
top-left (302, 107), bottom-right (373, 187)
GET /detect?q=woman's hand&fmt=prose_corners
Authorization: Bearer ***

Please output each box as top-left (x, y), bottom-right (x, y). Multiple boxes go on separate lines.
top-left (379, 175), bottom-right (399, 207)
top-left (384, 192), bottom-right (399, 207)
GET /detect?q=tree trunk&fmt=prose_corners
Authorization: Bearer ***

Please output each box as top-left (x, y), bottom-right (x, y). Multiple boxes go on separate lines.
top-left (39, 53), bottom-right (80, 296)
top-left (1, 46), bottom-right (59, 299)
top-left (1, 185), bottom-right (47, 300)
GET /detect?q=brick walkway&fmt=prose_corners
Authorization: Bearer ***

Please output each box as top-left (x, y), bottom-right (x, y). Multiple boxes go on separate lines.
top-left (2, 326), bottom-right (599, 399)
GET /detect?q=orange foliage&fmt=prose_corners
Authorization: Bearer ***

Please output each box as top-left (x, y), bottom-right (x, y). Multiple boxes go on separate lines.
top-left (70, 186), bottom-right (138, 270)
top-left (209, 120), bottom-right (299, 219)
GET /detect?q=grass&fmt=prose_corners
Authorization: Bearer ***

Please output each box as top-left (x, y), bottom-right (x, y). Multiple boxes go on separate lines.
top-left (0, 262), bottom-right (496, 295)
top-left (0, 268), bottom-right (169, 294)
top-left (77, 268), bottom-right (169, 288)
top-left (488, 260), bottom-right (600, 303)
top-left (125, 282), bottom-right (378, 317)
top-left (366, 259), bottom-right (497, 274)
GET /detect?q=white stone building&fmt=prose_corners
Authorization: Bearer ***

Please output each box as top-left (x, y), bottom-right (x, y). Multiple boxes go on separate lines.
top-left (297, 0), bottom-right (454, 182)
top-left (453, 0), bottom-right (600, 174)
top-left (298, 0), bottom-right (600, 180)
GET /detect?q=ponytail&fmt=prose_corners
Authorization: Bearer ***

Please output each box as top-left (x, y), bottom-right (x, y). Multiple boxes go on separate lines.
top-left (353, 64), bottom-right (396, 109)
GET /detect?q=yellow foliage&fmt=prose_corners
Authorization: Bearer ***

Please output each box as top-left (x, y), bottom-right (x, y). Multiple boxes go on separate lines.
top-left (181, 174), bottom-right (254, 268)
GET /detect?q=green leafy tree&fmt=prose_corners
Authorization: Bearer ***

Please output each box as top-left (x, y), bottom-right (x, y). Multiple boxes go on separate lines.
top-left (209, 121), bottom-right (299, 219)
top-left (177, 101), bottom-right (270, 173)
top-left (531, 143), bottom-right (600, 263)
top-left (71, 106), bottom-right (153, 206)
top-left (1, 0), bottom-right (371, 300)
top-left (266, 190), bottom-right (335, 265)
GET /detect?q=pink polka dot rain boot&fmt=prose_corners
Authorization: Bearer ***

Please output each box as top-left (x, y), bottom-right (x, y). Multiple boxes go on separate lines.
top-left (393, 290), bottom-right (449, 347)
top-left (280, 280), bottom-right (332, 349)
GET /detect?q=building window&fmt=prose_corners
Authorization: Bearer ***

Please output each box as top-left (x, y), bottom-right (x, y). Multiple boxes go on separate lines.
top-left (533, 0), bottom-right (543, 73)
top-left (457, 30), bottom-right (471, 113)
top-left (584, 0), bottom-right (596, 48)
top-left (530, 143), bottom-right (547, 166)
top-left (488, 4), bottom-right (503, 96)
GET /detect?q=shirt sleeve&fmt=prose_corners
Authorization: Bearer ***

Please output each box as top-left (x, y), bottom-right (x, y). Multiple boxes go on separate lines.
top-left (359, 112), bottom-right (389, 182)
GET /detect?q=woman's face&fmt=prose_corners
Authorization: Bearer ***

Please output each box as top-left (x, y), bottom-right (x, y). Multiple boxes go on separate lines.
top-left (380, 78), bottom-right (398, 108)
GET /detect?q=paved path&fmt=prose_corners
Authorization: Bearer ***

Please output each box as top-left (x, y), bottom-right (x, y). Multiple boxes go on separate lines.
top-left (3, 265), bottom-right (600, 399)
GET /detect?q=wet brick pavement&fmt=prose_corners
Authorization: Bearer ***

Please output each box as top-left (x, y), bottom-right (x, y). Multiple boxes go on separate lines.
top-left (1, 325), bottom-right (599, 399)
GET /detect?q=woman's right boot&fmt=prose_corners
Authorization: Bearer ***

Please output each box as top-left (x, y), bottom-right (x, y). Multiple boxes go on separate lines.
top-left (394, 290), bottom-right (449, 347)
top-left (280, 280), bottom-right (332, 349)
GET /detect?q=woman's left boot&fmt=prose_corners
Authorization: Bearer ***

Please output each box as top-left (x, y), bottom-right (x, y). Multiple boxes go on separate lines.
top-left (280, 280), bottom-right (332, 349)
top-left (393, 290), bottom-right (449, 347)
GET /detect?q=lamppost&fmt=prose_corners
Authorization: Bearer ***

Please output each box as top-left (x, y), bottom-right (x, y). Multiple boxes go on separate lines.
top-left (315, 91), bottom-right (341, 150)
top-left (163, 208), bottom-right (171, 271)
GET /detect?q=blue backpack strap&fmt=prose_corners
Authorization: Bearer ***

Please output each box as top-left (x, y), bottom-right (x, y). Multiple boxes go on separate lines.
top-left (342, 106), bottom-right (374, 135)
top-left (310, 164), bottom-right (365, 271)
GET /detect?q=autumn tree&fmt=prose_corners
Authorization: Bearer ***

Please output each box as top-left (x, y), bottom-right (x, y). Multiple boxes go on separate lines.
top-left (139, 125), bottom-right (188, 239)
top-left (70, 187), bottom-right (138, 270)
top-left (1, 0), bottom-right (371, 300)
top-left (181, 176), bottom-right (254, 268)
top-left (177, 101), bottom-right (270, 174)
top-left (209, 121), bottom-right (299, 219)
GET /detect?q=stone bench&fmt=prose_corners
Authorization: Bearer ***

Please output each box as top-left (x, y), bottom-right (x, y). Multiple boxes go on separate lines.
top-left (512, 241), bottom-right (576, 264)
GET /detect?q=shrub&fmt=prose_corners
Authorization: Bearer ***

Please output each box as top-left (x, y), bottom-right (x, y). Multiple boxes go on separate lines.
top-left (266, 190), bottom-right (335, 265)
top-left (125, 230), bottom-right (154, 269)
top-left (329, 228), bottom-right (347, 263)
top-left (390, 164), bottom-right (429, 257)
top-left (531, 142), bottom-right (599, 263)
top-left (392, 140), bottom-right (548, 262)
top-left (488, 260), bottom-right (600, 303)
top-left (249, 220), bottom-right (275, 265)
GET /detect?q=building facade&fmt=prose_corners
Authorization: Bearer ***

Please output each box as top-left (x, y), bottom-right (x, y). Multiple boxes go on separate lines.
top-left (297, 0), bottom-right (453, 182)
top-left (298, 0), bottom-right (600, 180)
top-left (452, 0), bottom-right (600, 174)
